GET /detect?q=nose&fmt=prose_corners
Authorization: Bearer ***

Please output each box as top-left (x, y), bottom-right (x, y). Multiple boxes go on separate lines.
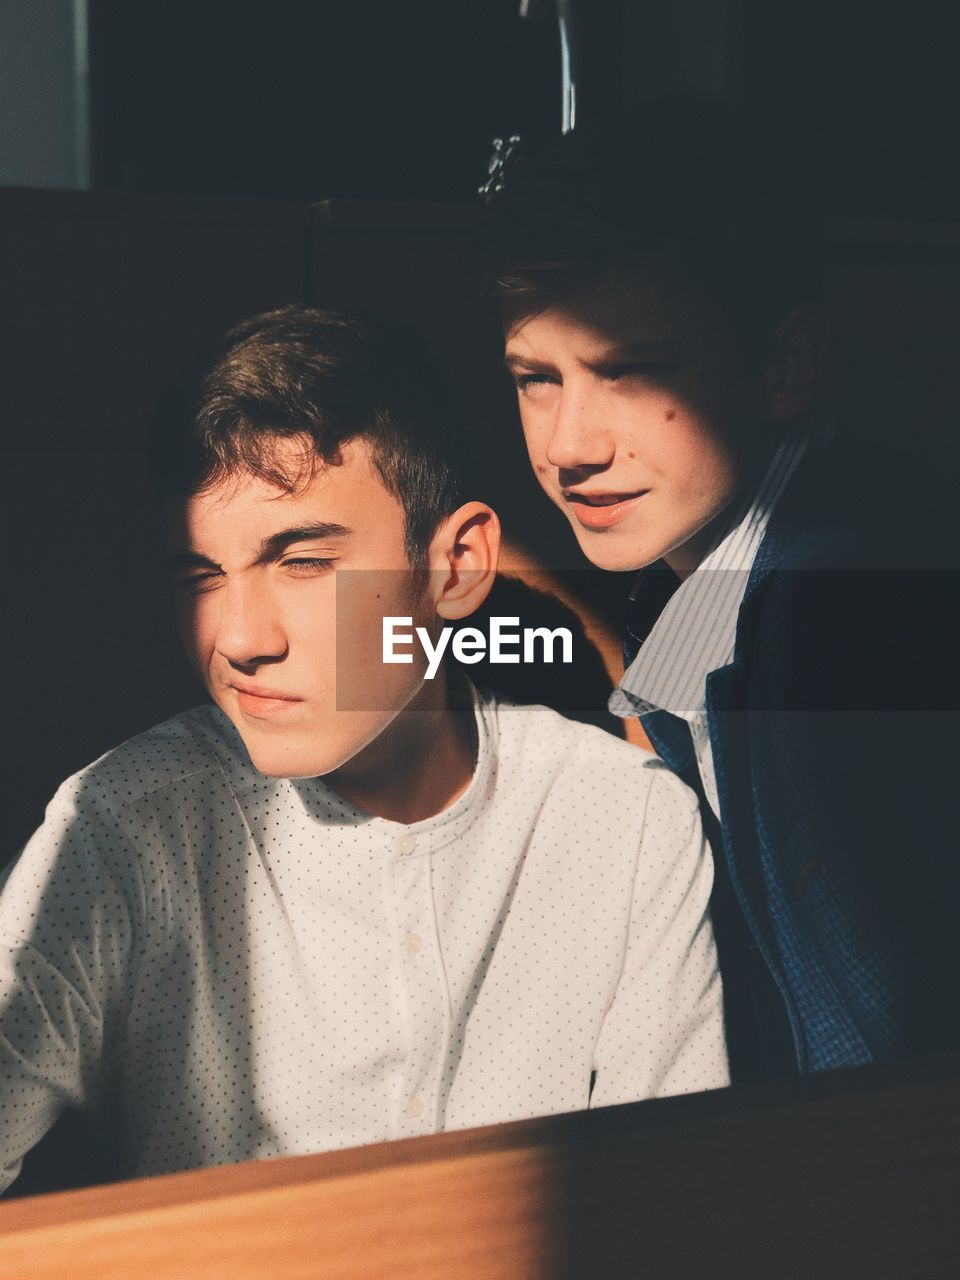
top-left (214, 576), bottom-right (287, 669)
top-left (544, 382), bottom-right (616, 472)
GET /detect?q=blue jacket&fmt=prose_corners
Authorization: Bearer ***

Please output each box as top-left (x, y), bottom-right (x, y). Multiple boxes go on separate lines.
top-left (635, 434), bottom-right (960, 1075)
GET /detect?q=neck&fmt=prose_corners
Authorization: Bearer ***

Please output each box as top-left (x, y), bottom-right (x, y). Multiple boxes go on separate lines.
top-left (665, 426), bottom-right (786, 580)
top-left (324, 670), bottom-right (477, 824)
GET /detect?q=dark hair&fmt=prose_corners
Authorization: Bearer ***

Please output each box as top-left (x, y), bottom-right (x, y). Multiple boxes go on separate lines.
top-left (481, 100), bottom-right (822, 347)
top-left (148, 305), bottom-right (466, 567)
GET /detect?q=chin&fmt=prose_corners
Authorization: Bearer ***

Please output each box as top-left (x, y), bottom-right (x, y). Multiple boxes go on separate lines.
top-left (245, 753), bottom-right (325, 780)
top-left (571, 528), bottom-right (663, 574)
top-left (250, 755), bottom-right (351, 781)
top-left (238, 733), bottom-right (350, 781)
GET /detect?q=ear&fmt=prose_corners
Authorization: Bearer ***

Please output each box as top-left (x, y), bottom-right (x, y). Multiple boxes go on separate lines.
top-left (761, 302), bottom-right (829, 422)
top-left (428, 502), bottom-right (501, 621)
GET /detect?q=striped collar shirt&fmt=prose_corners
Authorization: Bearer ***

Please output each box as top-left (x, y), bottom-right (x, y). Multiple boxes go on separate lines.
top-left (609, 418), bottom-right (834, 814)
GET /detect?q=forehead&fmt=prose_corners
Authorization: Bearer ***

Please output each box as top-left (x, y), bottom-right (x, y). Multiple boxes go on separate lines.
top-left (166, 438), bottom-right (403, 548)
top-left (502, 266), bottom-right (729, 357)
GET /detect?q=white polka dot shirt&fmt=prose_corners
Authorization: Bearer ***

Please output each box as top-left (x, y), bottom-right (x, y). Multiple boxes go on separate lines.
top-left (0, 687), bottom-right (728, 1191)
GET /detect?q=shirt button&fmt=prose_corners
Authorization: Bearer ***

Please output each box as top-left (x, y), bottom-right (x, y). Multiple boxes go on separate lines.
top-left (395, 833), bottom-right (416, 856)
top-left (405, 1096), bottom-right (424, 1118)
top-left (405, 932), bottom-right (422, 954)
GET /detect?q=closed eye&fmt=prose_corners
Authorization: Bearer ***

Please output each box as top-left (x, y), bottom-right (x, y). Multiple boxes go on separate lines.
top-left (174, 571), bottom-right (224, 595)
top-left (281, 556), bottom-right (336, 576)
top-left (512, 372), bottom-right (560, 395)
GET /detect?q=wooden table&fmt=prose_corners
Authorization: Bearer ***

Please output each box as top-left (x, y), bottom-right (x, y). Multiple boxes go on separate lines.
top-left (1, 1051), bottom-right (958, 1278)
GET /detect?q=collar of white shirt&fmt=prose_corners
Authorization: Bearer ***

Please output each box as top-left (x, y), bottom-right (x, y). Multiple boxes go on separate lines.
top-left (208, 678), bottom-right (498, 857)
top-left (609, 417), bottom-right (835, 724)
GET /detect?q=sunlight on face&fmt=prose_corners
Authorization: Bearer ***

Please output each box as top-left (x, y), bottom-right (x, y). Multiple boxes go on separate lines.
top-left (167, 438), bottom-right (435, 779)
top-left (504, 269), bottom-right (758, 576)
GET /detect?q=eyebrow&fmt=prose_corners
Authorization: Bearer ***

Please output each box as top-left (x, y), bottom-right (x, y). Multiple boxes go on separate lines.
top-left (504, 353), bottom-right (557, 374)
top-left (504, 339), bottom-right (681, 373)
top-left (165, 550), bottom-right (220, 575)
top-left (256, 522), bottom-right (352, 559)
top-left (165, 522), bottom-right (352, 574)
top-left (600, 339), bottom-right (682, 360)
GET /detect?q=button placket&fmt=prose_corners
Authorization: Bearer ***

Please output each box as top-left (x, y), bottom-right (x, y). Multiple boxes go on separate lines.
top-left (389, 833), bottom-right (447, 1136)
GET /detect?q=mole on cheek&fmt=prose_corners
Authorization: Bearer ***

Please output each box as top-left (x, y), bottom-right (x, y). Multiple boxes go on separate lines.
top-left (665, 409), bottom-right (676, 421)
top-left (627, 452), bottom-right (636, 459)
top-left (535, 464), bottom-right (546, 474)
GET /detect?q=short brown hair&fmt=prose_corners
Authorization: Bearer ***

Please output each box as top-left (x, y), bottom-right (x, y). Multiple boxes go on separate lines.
top-left (149, 305), bottom-right (466, 567)
top-left (481, 100), bottom-right (822, 348)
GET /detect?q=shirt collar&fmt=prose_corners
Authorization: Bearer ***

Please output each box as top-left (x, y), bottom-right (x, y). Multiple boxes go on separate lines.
top-left (208, 679), bottom-right (498, 856)
top-left (609, 416), bottom-right (835, 722)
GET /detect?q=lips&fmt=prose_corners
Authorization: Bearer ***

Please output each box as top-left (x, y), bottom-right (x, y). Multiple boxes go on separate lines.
top-left (228, 683), bottom-right (304, 718)
top-left (563, 488), bottom-right (649, 530)
top-left (565, 491), bottom-right (639, 506)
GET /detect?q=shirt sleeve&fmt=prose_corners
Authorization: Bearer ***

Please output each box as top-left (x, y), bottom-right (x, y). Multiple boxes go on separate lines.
top-left (590, 770), bottom-right (730, 1106)
top-left (0, 780), bottom-right (136, 1193)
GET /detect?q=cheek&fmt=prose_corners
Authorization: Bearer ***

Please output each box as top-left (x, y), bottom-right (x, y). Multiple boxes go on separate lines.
top-left (333, 574), bottom-right (430, 709)
top-left (654, 414), bottom-right (738, 502)
top-left (175, 597), bottom-right (213, 668)
top-left (286, 596), bottom-right (337, 672)
top-left (520, 421), bottom-right (553, 483)
top-left (519, 404), bottom-right (546, 459)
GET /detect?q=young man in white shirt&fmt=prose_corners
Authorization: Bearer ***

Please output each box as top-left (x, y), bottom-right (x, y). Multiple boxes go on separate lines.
top-left (0, 305), bottom-right (727, 1193)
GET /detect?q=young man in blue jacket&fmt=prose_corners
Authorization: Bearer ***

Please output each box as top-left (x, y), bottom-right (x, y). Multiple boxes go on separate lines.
top-left (485, 103), bottom-right (959, 1078)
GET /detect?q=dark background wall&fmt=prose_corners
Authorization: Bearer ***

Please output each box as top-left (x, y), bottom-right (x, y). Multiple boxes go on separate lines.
top-left (86, 0), bottom-right (960, 218)
top-left (5, 1), bottom-right (959, 216)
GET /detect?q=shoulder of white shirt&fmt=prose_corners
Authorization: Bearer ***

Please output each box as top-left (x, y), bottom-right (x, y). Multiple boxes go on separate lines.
top-left (45, 687), bottom-right (687, 827)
